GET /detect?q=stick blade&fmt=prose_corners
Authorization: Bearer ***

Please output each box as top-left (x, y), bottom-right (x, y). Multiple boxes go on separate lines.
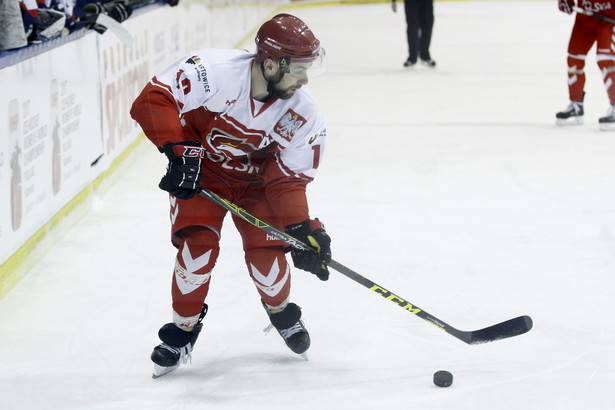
top-left (468, 315), bottom-right (533, 345)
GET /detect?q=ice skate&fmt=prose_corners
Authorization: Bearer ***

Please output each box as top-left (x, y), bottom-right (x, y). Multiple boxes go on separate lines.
top-left (151, 305), bottom-right (207, 378)
top-left (403, 57), bottom-right (416, 68)
top-left (263, 301), bottom-right (311, 356)
top-left (599, 105), bottom-right (615, 131)
top-left (556, 99), bottom-right (584, 125)
top-left (420, 58), bottom-right (436, 68)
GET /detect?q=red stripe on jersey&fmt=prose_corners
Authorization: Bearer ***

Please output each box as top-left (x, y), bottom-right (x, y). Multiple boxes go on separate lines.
top-left (151, 76), bottom-right (174, 96)
top-left (250, 96), bottom-right (278, 117)
top-left (274, 151), bottom-right (313, 182)
top-left (219, 113), bottom-right (268, 139)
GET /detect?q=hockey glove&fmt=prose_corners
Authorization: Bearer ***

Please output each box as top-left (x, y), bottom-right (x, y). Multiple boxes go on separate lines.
top-left (107, 1), bottom-right (133, 24)
top-left (558, 0), bottom-right (574, 14)
top-left (285, 219), bottom-right (332, 281)
top-left (158, 141), bottom-right (206, 200)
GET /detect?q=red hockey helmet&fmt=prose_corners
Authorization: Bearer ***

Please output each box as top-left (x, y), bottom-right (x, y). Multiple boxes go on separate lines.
top-left (255, 14), bottom-right (321, 63)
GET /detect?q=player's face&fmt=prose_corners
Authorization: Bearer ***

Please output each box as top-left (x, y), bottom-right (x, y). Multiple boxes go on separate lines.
top-left (270, 63), bottom-right (310, 100)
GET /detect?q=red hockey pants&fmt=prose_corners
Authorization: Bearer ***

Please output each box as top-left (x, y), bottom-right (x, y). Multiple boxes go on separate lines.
top-left (567, 14), bottom-right (615, 105)
top-left (165, 171), bottom-right (292, 329)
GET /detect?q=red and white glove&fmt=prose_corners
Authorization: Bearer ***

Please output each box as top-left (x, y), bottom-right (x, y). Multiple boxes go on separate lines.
top-left (558, 0), bottom-right (574, 14)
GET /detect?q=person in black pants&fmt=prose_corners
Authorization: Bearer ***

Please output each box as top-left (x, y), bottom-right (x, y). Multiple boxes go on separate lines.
top-left (392, 0), bottom-right (436, 67)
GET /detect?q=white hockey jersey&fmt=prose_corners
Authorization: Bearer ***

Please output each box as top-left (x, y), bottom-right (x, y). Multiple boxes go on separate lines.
top-left (133, 48), bottom-right (326, 185)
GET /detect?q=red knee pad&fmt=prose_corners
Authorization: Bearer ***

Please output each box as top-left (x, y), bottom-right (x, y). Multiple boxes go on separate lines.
top-left (171, 227), bottom-right (220, 327)
top-left (245, 247), bottom-right (291, 310)
top-left (597, 57), bottom-right (615, 105)
top-left (567, 56), bottom-right (586, 102)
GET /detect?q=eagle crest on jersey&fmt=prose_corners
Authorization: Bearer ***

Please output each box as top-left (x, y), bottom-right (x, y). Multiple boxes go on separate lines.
top-left (274, 109), bottom-right (307, 142)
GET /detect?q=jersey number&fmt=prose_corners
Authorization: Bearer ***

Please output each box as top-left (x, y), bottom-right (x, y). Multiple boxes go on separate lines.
top-left (312, 145), bottom-right (321, 169)
top-left (176, 70), bottom-right (191, 95)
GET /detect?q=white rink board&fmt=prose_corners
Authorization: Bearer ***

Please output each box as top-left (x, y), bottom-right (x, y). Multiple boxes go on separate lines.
top-left (0, 35), bottom-right (102, 264)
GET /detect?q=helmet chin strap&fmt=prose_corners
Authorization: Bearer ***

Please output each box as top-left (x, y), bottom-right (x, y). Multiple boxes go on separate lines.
top-left (260, 59), bottom-right (289, 97)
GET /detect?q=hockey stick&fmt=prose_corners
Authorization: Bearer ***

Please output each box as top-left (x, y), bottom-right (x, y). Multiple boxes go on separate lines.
top-left (197, 188), bottom-right (533, 345)
top-left (93, 14), bottom-right (134, 46)
top-left (574, 6), bottom-right (615, 24)
top-left (74, 13), bottom-right (134, 47)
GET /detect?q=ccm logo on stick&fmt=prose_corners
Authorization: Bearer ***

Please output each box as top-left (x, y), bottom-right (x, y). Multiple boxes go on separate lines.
top-left (370, 285), bottom-right (422, 314)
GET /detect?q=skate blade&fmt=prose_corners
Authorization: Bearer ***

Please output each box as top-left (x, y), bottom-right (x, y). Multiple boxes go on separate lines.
top-left (152, 363), bottom-right (180, 379)
top-left (599, 122), bottom-right (615, 131)
top-left (556, 117), bottom-right (583, 126)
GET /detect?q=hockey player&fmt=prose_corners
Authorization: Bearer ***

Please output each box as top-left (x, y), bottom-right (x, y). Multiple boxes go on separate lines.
top-left (556, 0), bottom-right (615, 129)
top-left (130, 14), bottom-right (332, 378)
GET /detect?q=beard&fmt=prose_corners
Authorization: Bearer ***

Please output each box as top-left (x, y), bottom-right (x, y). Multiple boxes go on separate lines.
top-left (266, 77), bottom-right (299, 100)
top-left (267, 83), bottom-right (297, 100)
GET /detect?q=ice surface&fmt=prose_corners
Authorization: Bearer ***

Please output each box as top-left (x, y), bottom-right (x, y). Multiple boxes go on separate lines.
top-left (2, 2), bottom-right (615, 409)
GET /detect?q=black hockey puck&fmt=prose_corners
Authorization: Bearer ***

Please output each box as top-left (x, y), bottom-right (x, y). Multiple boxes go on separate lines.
top-left (433, 370), bottom-right (453, 387)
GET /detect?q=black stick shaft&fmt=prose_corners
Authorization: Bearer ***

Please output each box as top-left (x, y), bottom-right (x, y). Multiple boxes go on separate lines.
top-left (574, 6), bottom-right (615, 24)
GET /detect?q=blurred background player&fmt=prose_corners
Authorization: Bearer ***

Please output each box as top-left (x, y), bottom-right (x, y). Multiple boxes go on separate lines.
top-left (392, 0), bottom-right (436, 68)
top-left (131, 13), bottom-right (332, 378)
top-left (556, 0), bottom-right (615, 129)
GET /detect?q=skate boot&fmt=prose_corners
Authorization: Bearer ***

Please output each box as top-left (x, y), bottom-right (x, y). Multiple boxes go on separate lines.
top-left (151, 304), bottom-right (207, 378)
top-left (556, 99), bottom-right (584, 125)
top-left (599, 105), bottom-right (615, 131)
top-left (263, 302), bottom-right (311, 355)
top-left (403, 57), bottom-right (416, 68)
top-left (420, 58), bottom-right (436, 68)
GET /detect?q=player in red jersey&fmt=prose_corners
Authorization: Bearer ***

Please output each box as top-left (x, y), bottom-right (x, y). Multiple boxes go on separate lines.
top-left (556, 0), bottom-right (615, 129)
top-left (130, 14), bottom-right (332, 378)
